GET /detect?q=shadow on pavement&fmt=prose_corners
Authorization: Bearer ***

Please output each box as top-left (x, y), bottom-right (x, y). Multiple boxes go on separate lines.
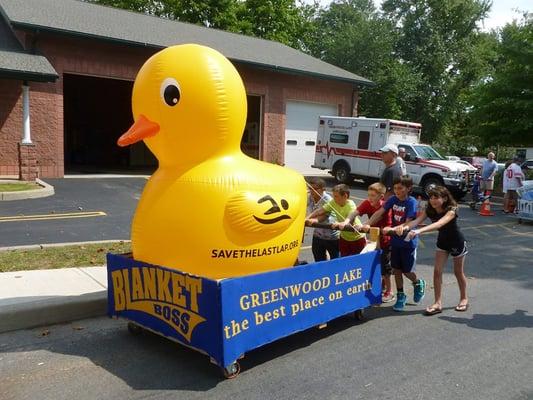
top-left (0, 305), bottom-right (420, 390)
top-left (439, 309), bottom-right (533, 331)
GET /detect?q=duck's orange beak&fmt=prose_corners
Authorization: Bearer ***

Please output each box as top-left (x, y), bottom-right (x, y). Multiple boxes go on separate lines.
top-left (117, 114), bottom-right (160, 147)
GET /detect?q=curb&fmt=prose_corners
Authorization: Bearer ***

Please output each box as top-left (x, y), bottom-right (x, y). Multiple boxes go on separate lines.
top-left (0, 239), bottom-right (130, 252)
top-left (0, 178), bottom-right (54, 201)
top-left (0, 291), bottom-right (107, 333)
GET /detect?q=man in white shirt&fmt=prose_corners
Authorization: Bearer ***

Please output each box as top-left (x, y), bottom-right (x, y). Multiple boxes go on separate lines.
top-left (503, 156), bottom-right (524, 213)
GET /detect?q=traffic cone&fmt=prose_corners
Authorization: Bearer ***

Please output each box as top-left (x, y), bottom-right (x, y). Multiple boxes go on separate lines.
top-left (479, 198), bottom-right (495, 216)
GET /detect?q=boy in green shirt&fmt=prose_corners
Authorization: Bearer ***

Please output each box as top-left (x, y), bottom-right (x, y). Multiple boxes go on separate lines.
top-left (306, 184), bottom-right (367, 256)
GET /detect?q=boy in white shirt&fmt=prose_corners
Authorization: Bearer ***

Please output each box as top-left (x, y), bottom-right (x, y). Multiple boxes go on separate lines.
top-left (503, 156), bottom-right (524, 213)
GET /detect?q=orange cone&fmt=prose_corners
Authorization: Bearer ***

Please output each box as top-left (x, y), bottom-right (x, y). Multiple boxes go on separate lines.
top-left (479, 198), bottom-right (495, 216)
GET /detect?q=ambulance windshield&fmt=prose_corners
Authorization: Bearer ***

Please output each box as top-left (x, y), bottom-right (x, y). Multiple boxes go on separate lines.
top-left (413, 145), bottom-right (446, 160)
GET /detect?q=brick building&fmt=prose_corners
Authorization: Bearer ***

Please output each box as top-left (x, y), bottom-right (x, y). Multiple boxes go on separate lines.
top-left (0, 0), bottom-right (372, 179)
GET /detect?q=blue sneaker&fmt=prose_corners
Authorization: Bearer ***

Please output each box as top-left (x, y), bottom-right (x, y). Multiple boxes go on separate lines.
top-left (413, 279), bottom-right (426, 304)
top-left (393, 292), bottom-right (407, 311)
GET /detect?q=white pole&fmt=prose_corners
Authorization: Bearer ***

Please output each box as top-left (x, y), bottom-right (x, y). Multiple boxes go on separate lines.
top-left (22, 83), bottom-right (32, 144)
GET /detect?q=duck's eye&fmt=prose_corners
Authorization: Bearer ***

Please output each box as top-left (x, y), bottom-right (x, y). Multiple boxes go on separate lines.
top-left (160, 78), bottom-right (181, 107)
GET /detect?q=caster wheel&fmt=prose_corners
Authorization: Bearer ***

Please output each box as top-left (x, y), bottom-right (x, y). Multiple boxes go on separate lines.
top-left (127, 322), bottom-right (144, 335)
top-left (222, 361), bottom-right (241, 379)
top-left (469, 203), bottom-right (475, 210)
top-left (353, 309), bottom-right (365, 321)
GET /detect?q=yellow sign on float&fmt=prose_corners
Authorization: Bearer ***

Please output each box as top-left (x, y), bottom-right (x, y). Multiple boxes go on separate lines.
top-left (117, 44), bottom-right (306, 279)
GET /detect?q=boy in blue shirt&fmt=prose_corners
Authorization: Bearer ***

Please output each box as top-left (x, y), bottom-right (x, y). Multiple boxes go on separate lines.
top-left (365, 176), bottom-right (426, 311)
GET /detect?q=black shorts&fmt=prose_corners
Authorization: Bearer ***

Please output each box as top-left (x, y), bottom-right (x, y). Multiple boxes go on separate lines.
top-left (380, 247), bottom-right (392, 276)
top-left (436, 240), bottom-right (468, 258)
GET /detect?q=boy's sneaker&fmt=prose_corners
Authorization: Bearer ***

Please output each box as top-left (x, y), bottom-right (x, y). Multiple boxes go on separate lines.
top-left (413, 279), bottom-right (426, 304)
top-left (382, 291), bottom-right (396, 303)
top-left (393, 292), bottom-right (407, 311)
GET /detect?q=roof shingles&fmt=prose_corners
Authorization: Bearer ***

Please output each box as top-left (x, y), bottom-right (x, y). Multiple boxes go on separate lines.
top-left (0, 0), bottom-right (371, 85)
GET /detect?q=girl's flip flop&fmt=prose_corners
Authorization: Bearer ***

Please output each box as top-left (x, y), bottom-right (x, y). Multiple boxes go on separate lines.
top-left (455, 304), bottom-right (469, 312)
top-left (424, 306), bottom-right (442, 316)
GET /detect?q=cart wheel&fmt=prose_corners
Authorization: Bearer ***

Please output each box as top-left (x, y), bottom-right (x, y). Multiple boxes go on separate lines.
top-left (222, 361), bottom-right (241, 379)
top-left (469, 202), bottom-right (475, 210)
top-left (353, 309), bottom-right (365, 321)
top-left (127, 322), bottom-right (144, 335)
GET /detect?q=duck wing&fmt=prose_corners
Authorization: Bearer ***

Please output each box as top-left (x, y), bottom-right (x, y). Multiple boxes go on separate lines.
top-left (224, 191), bottom-right (302, 237)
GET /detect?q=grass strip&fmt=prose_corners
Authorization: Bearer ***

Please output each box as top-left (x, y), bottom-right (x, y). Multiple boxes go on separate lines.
top-left (0, 182), bottom-right (41, 192)
top-left (0, 241), bottom-right (131, 272)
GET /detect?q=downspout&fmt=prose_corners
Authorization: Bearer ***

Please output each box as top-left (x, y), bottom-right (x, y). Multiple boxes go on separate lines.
top-left (21, 81), bottom-right (32, 144)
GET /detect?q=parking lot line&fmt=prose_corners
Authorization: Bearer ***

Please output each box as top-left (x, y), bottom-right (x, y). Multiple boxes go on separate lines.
top-left (0, 211), bottom-right (107, 223)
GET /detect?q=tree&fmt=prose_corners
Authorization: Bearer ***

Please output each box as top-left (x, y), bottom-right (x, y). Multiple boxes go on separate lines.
top-left (468, 15), bottom-right (533, 146)
top-left (381, 0), bottom-right (491, 142)
top-left (237, 0), bottom-right (318, 49)
top-left (306, 0), bottom-right (421, 119)
top-left (86, 0), bottom-right (317, 50)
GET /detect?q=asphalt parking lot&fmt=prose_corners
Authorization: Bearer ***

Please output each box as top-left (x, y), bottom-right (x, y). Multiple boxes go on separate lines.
top-left (0, 178), bottom-right (146, 247)
top-left (1, 176), bottom-right (533, 399)
top-left (0, 176), bottom-right (529, 251)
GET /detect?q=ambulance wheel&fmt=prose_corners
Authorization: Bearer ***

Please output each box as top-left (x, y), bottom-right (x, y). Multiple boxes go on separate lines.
top-left (333, 163), bottom-right (352, 184)
top-left (353, 309), bottom-right (365, 321)
top-left (127, 322), bottom-right (144, 335)
top-left (222, 362), bottom-right (241, 379)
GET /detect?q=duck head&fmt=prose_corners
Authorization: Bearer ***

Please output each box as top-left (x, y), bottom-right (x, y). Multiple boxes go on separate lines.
top-left (118, 44), bottom-right (247, 167)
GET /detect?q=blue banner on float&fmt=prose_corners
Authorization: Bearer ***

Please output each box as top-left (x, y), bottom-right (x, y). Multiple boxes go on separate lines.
top-left (107, 251), bottom-right (382, 368)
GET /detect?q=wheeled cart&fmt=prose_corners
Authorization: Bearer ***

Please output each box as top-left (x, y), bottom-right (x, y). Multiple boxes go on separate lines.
top-left (516, 199), bottom-right (533, 223)
top-left (107, 249), bottom-right (382, 378)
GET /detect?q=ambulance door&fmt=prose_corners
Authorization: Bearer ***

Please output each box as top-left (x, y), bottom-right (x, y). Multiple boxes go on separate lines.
top-left (353, 127), bottom-right (371, 176)
top-left (401, 144), bottom-right (421, 183)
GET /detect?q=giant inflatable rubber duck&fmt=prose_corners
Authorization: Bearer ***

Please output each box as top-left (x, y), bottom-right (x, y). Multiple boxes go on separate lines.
top-left (118, 44), bottom-right (307, 279)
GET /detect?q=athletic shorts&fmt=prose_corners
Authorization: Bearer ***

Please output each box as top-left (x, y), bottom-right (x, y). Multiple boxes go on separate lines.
top-left (437, 240), bottom-right (468, 258)
top-left (391, 247), bottom-right (417, 273)
top-left (380, 247), bottom-right (392, 276)
top-left (480, 179), bottom-right (494, 191)
top-left (339, 237), bottom-right (367, 257)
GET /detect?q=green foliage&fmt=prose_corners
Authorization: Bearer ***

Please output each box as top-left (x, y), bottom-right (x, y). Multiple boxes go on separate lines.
top-left (87, 0), bottom-right (318, 49)
top-left (468, 15), bottom-right (533, 146)
top-left (237, 0), bottom-right (319, 49)
top-left (306, 0), bottom-right (421, 120)
top-left (380, 0), bottom-right (492, 142)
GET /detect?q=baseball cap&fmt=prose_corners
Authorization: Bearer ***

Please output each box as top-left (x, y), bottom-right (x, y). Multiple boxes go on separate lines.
top-left (379, 144), bottom-right (399, 154)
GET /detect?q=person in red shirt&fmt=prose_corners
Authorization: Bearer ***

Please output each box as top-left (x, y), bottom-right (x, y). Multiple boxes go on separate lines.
top-left (334, 182), bottom-right (394, 302)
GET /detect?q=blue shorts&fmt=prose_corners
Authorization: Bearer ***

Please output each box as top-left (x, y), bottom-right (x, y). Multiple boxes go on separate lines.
top-left (391, 247), bottom-right (417, 273)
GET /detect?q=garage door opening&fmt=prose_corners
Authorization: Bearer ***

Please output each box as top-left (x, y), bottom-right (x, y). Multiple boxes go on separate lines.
top-left (284, 101), bottom-right (338, 174)
top-left (63, 74), bottom-right (156, 174)
top-left (241, 95), bottom-right (262, 160)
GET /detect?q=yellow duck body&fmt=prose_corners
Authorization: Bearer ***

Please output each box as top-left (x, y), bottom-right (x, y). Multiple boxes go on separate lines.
top-left (119, 44), bottom-right (306, 279)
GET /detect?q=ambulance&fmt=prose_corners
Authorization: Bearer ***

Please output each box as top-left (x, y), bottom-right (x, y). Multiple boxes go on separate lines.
top-left (312, 116), bottom-right (473, 198)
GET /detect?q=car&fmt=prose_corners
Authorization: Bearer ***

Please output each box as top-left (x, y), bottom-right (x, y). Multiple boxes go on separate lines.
top-left (456, 159), bottom-right (477, 172)
top-left (521, 159), bottom-right (533, 171)
top-left (460, 156), bottom-right (486, 170)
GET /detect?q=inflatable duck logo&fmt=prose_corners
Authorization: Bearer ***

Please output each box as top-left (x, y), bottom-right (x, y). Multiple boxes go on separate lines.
top-left (118, 44), bottom-right (306, 279)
